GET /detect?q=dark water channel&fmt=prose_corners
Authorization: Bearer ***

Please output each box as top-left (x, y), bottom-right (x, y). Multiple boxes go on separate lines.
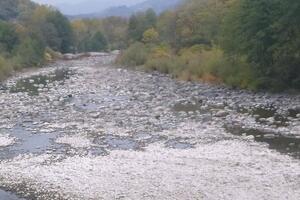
top-left (9, 68), bottom-right (73, 96)
top-left (173, 102), bottom-right (300, 159)
top-left (0, 189), bottom-right (25, 200)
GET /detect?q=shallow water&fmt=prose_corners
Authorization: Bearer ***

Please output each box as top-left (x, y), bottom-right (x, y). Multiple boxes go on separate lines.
top-left (9, 68), bottom-right (72, 96)
top-left (0, 55), bottom-right (299, 200)
top-left (226, 125), bottom-right (300, 159)
top-left (0, 189), bottom-right (24, 200)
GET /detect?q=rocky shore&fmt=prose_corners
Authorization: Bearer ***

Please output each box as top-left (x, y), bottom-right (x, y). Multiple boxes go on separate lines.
top-left (0, 53), bottom-right (299, 200)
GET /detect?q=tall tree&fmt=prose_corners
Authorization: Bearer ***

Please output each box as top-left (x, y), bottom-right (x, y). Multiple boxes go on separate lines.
top-left (222, 0), bottom-right (300, 89)
top-left (89, 31), bottom-right (108, 52)
top-left (0, 21), bottom-right (19, 53)
top-left (127, 9), bottom-right (157, 42)
top-left (46, 10), bottom-right (74, 53)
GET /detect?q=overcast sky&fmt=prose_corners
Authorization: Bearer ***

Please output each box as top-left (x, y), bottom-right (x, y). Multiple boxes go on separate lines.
top-left (32, 0), bottom-right (145, 6)
top-left (32, 0), bottom-right (147, 14)
top-left (33, 0), bottom-right (145, 15)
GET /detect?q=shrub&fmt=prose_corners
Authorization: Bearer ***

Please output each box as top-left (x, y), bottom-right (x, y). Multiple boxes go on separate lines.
top-left (174, 46), bottom-right (223, 82)
top-left (145, 45), bottom-right (184, 75)
top-left (13, 37), bottom-right (45, 68)
top-left (143, 28), bottom-right (159, 44)
top-left (45, 47), bottom-right (63, 61)
top-left (0, 56), bottom-right (12, 80)
top-left (118, 42), bottom-right (148, 66)
top-left (146, 56), bottom-right (184, 75)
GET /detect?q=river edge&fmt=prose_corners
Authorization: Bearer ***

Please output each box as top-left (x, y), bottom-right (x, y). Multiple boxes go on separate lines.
top-left (0, 54), bottom-right (299, 199)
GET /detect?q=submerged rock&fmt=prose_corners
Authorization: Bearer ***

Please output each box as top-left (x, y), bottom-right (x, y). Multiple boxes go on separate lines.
top-left (0, 135), bottom-right (15, 147)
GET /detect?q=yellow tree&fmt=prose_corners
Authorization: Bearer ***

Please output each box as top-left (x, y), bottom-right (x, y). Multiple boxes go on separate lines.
top-left (142, 28), bottom-right (159, 44)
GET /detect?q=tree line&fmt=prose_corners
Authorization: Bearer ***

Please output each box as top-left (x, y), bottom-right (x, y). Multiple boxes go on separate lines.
top-left (119, 0), bottom-right (300, 91)
top-left (1, 0), bottom-right (299, 91)
top-left (0, 0), bottom-right (121, 80)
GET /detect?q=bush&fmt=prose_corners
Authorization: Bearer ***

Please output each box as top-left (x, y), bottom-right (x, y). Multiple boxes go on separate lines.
top-left (13, 37), bottom-right (45, 68)
top-left (118, 42), bottom-right (148, 66)
top-left (146, 56), bottom-right (184, 75)
top-left (175, 46), bottom-right (224, 82)
top-left (143, 28), bottom-right (159, 44)
top-left (44, 47), bottom-right (63, 61)
top-left (144, 45), bottom-right (181, 75)
top-left (119, 41), bottom-right (260, 90)
top-left (0, 56), bottom-right (12, 80)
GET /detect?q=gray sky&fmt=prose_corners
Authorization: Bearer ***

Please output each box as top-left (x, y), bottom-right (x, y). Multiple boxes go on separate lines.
top-left (32, 0), bottom-right (146, 14)
top-left (32, 0), bottom-right (145, 6)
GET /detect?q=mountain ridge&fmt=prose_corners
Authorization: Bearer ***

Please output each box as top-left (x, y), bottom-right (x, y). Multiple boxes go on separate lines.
top-left (68, 0), bottom-right (183, 19)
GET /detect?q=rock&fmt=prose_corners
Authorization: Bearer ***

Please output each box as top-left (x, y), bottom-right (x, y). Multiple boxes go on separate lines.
top-left (215, 110), bottom-right (229, 117)
top-left (245, 135), bottom-right (255, 140)
top-left (111, 50), bottom-right (120, 55)
top-left (90, 113), bottom-right (101, 119)
top-left (264, 134), bottom-right (276, 139)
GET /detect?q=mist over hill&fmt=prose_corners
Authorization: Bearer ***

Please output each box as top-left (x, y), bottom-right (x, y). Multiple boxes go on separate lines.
top-left (33, 0), bottom-right (183, 17)
top-left (72, 0), bottom-right (182, 19)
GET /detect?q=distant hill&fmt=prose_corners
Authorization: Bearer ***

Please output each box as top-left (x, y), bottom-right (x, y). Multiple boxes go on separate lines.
top-left (55, 0), bottom-right (145, 16)
top-left (131, 0), bottom-right (182, 13)
top-left (70, 0), bottom-right (183, 19)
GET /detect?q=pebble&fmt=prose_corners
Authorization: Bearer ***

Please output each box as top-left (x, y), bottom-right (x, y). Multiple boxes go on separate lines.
top-left (0, 53), bottom-right (299, 199)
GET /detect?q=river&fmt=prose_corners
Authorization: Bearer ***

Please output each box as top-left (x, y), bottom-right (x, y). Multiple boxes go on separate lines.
top-left (0, 53), bottom-right (299, 199)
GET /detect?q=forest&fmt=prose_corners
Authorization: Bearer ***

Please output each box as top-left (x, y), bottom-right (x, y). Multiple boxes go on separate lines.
top-left (119, 0), bottom-right (300, 91)
top-left (0, 0), bottom-right (299, 92)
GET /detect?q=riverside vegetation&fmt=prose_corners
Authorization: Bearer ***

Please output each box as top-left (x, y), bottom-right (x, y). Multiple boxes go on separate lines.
top-left (118, 0), bottom-right (300, 92)
top-left (0, 0), bottom-right (299, 92)
top-left (0, 0), bottom-right (112, 80)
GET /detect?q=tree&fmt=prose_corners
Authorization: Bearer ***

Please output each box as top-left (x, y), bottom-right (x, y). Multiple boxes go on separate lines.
top-left (143, 28), bottom-right (159, 43)
top-left (14, 37), bottom-right (45, 67)
top-left (157, 10), bottom-right (178, 47)
top-left (0, 0), bottom-right (19, 20)
top-left (0, 21), bottom-right (19, 53)
top-left (89, 31), bottom-right (108, 52)
top-left (175, 0), bottom-right (230, 48)
top-left (46, 10), bottom-right (74, 53)
top-left (101, 17), bottom-right (128, 49)
top-left (145, 9), bottom-right (157, 29)
top-left (128, 14), bottom-right (140, 41)
top-left (221, 0), bottom-right (300, 90)
top-left (127, 9), bottom-right (157, 43)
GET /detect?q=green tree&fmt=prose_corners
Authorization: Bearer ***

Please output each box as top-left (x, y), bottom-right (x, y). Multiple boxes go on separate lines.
top-left (0, 21), bottom-right (19, 53)
top-left (145, 9), bottom-right (157, 29)
top-left (157, 10), bottom-right (178, 47)
top-left (101, 17), bottom-right (128, 49)
top-left (46, 10), bottom-right (74, 53)
top-left (0, 0), bottom-right (19, 20)
top-left (89, 31), bottom-right (108, 52)
top-left (128, 14), bottom-right (141, 41)
top-left (14, 37), bottom-right (45, 67)
top-left (127, 9), bottom-right (157, 42)
top-left (222, 0), bottom-right (300, 90)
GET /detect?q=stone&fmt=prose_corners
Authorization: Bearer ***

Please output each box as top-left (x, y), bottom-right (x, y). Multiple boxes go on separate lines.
top-left (215, 110), bottom-right (229, 117)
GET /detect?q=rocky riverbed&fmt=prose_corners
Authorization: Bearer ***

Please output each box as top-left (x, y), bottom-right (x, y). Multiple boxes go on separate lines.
top-left (0, 53), bottom-right (299, 200)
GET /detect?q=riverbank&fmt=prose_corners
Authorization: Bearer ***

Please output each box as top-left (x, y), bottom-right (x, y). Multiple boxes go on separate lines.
top-left (0, 54), bottom-right (299, 199)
